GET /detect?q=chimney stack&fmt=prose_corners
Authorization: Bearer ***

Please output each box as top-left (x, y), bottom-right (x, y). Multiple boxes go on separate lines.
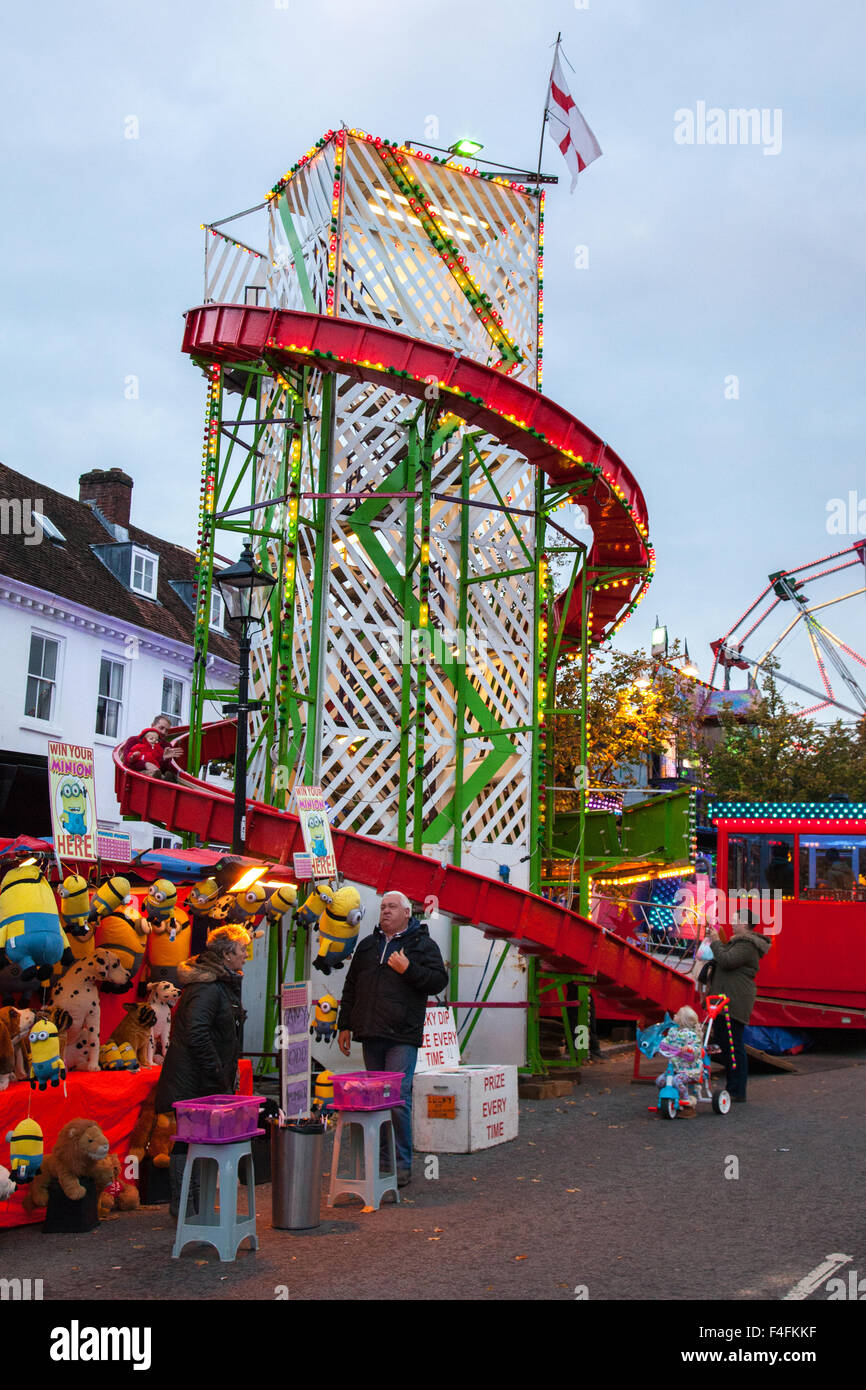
top-left (78, 468), bottom-right (133, 528)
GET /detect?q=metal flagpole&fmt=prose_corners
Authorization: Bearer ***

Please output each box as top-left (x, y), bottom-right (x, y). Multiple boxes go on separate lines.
top-left (535, 32), bottom-right (562, 182)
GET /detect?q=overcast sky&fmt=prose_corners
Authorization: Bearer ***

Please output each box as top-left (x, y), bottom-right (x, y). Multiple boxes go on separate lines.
top-left (2, 0), bottom-right (864, 713)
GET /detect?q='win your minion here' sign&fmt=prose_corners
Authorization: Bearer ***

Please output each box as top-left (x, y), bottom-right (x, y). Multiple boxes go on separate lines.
top-left (48, 742), bottom-right (98, 860)
top-left (294, 786), bottom-right (337, 880)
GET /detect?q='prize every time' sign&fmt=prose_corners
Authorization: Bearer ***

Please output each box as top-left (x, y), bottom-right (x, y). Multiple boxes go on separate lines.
top-left (48, 742), bottom-right (98, 859)
top-left (415, 1005), bottom-right (461, 1073)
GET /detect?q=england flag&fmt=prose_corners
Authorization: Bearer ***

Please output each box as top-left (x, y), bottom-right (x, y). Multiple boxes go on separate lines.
top-left (547, 53), bottom-right (602, 191)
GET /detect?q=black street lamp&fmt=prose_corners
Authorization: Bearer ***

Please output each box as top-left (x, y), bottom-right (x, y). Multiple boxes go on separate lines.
top-left (215, 542), bottom-right (277, 854)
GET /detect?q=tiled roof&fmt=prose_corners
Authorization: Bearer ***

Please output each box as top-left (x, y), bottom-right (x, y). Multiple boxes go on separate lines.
top-left (0, 461), bottom-right (238, 664)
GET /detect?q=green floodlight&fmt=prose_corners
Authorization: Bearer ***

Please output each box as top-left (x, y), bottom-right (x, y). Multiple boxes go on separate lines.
top-left (448, 138), bottom-right (484, 157)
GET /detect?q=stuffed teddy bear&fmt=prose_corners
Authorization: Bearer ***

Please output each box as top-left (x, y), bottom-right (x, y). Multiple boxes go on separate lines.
top-left (96, 1154), bottom-right (141, 1217)
top-left (0, 1005), bottom-right (35, 1080)
top-left (23, 1118), bottom-right (116, 1208)
top-left (126, 1085), bottom-right (176, 1172)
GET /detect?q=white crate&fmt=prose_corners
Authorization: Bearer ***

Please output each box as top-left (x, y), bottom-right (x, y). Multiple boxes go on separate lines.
top-left (412, 1065), bottom-right (519, 1153)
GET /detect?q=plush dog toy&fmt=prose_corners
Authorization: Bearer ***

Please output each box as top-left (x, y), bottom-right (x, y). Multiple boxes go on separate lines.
top-left (49, 950), bottom-right (130, 1070)
top-left (143, 981), bottom-right (178, 1064)
top-left (0, 1163), bottom-right (15, 1200)
top-left (23, 1118), bottom-right (115, 1208)
top-left (108, 1003), bottom-right (158, 1068)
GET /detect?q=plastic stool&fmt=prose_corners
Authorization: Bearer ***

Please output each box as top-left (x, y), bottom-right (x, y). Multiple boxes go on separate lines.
top-left (172, 1136), bottom-right (259, 1262)
top-left (326, 1109), bottom-right (399, 1210)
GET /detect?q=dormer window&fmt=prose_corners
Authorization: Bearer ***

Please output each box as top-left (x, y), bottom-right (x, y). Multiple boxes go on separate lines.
top-left (130, 547), bottom-right (158, 598)
top-left (209, 590), bottom-right (226, 632)
top-left (31, 510), bottom-right (66, 543)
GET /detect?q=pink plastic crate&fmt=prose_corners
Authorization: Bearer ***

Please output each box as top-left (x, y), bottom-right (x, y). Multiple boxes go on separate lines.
top-left (331, 1071), bottom-right (404, 1111)
top-left (173, 1094), bottom-right (265, 1143)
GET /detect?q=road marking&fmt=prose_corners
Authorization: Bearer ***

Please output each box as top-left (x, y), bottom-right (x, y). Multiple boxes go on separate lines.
top-left (783, 1253), bottom-right (853, 1300)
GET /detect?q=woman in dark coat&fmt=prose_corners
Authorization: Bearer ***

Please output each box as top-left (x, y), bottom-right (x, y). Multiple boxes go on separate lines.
top-left (155, 925), bottom-right (249, 1216)
top-left (706, 912), bottom-right (771, 1104)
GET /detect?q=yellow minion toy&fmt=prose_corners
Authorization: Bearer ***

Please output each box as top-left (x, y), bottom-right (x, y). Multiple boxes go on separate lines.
top-left (99, 1041), bottom-right (124, 1071)
top-left (0, 864), bottom-right (72, 980)
top-left (186, 878), bottom-right (221, 915)
top-left (90, 876), bottom-right (132, 920)
top-left (5, 1118), bottom-right (43, 1184)
top-left (313, 884), bottom-right (365, 975)
top-left (294, 882), bottom-right (336, 931)
top-left (144, 879), bottom-right (177, 925)
top-left (229, 882), bottom-right (267, 924)
top-left (266, 883), bottom-right (298, 921)
top-left (312, 1069), bottom-right (334, 1111)
top-left (311, 993), bottom-right (339, 1043)
top-left (58, 873), bottom-right (91, 935)
top-left (145, 904), bottom-right (191, 986)
top-left (28, 1019), bottom-right (66, 1091)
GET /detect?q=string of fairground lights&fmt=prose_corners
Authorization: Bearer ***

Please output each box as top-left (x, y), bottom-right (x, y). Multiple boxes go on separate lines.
top-left (193, 365), bottom-right (221, 646)
top-left (711, 801), bottom-right (866, 820)
top-left (264, 127), bottom-right (543, 204)
top-left (537, 552), bottom-right (551, 840)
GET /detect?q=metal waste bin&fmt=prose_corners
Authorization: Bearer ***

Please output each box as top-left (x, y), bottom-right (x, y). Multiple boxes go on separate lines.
top-left (270, 1118), bottom-right (325, 1230)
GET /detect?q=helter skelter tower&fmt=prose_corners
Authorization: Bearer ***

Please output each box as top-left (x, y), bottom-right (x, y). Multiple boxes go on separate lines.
top-left (185, 128), bottom-right (654, 892)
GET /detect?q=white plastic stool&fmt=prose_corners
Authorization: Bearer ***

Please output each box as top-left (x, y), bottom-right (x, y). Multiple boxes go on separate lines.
top-left (326, 1109), bottom-right (399, 1210)
top-left (172, 1138), bottom-right (258, 1262)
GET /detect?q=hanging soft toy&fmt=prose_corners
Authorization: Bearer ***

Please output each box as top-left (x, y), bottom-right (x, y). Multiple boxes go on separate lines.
top-left (28, 1018), bottom-right (66, 1091)
top-left (312, 1069), bottom-right (334, 1112)
top-left (144, 880), bottom-right (191, 986)
top-left (311, 994), bottom-right (339, 1043)
top-left (313, 885), bottom-right (365, 975)
top-left (294, 883), bottom-right (336, 931)
top-left (186, 878), bottom-right (221, 917)
top-left (58, 873), bottom-right (92, 937)
top-left (90, 875), bottom-right (132, 921)
top-left (186, 877), bottom-right (230, 953)
top-left (6, 1118), bottom-right (43, 1184)
top-left (0, 864), bottom-right (73, 981)
top-left (228, 882), bottom-right (267, 926)
top-left (265, 883), bottom-right (298, 922)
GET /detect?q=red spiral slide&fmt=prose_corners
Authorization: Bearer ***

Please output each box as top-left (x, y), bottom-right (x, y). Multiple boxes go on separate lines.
top-left (114, 725), bottom-right (697, 1022)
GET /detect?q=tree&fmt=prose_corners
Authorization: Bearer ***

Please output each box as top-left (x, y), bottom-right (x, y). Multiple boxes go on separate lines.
top-left (701, 664), bottom-right (866, 801)
top-left (552, 644), bottom-right (699, 802)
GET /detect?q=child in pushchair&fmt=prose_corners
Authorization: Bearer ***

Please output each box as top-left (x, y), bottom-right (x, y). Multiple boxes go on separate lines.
top-left (655, 1006), bottom-right (704, 1111)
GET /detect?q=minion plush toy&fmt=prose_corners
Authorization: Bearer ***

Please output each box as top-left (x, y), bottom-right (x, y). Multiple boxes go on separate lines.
top-left (229, 882), bottom-right (268, 926)
top-left (311, 993), bottom-right (339, 1043)
top-left (312, 1069), bottom-right (334, 1112)
top-left (186, 877), bottom-right (229, 953)
top-left (313, 885), bottom-right (365, 975)
top-left (90, 875), bottom-right (132, 921)
top-left (0, 864), bottom-right (73, 981)
top-left (28, 1019), bottom-right (66, 1091)
top-left (265, 883), bottom-right (298, 922)
top-left (58, 873), bottom-right (91, 937)
top-left (99, 1042), bottom-right (124, 1070)
top-left (144, 880), bottom-right (191, 986)
top-left (5, 1118), bottom-right (43, 1184)
top-left (294, 882), bottom-right (336, 931)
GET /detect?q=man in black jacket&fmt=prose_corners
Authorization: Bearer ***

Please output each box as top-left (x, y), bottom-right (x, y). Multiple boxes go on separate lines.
top-left (337, 891), bottom-right (448, 1187)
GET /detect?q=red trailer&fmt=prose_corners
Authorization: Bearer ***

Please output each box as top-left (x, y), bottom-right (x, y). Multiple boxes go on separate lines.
top-left (711, 802), bottom-right (866, 1029)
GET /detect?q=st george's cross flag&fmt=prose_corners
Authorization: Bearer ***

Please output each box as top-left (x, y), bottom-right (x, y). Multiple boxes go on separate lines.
top-left (547, 52), bottom-right (602, 191)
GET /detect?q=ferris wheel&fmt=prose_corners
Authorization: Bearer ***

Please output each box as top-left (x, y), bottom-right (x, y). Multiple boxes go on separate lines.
top-left (709, 541), bottom-right (866, 718)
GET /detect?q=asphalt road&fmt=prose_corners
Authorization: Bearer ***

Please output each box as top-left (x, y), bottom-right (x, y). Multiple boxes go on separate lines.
top-left (3, 1048), bottom-right (865, 1306)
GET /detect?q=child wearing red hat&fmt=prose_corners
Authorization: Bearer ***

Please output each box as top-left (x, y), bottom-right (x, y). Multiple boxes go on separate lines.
top-left (125, 728), bottom-right (166, 776)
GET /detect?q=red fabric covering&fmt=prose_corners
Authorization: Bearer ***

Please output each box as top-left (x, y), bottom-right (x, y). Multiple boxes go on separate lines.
top-left (0, 1068), bottom-right (158, 1228)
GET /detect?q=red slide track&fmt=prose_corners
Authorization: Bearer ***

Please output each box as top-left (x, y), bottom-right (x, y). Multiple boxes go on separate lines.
top-left (182, 304), bottom-right (654, 647)
top-left (114, 726), bottom-right (697, 1021)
